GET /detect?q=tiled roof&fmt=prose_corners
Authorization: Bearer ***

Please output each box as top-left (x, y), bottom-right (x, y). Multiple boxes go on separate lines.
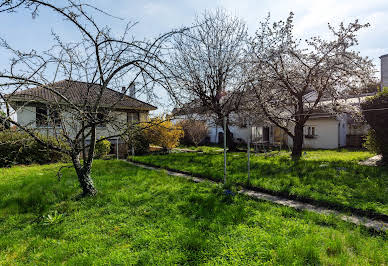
top-left (8, 80), bottom-right (157, 111)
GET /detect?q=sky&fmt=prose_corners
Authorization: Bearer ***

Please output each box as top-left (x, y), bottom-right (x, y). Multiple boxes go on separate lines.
top-left (0, 0), bottom-right (387, 114)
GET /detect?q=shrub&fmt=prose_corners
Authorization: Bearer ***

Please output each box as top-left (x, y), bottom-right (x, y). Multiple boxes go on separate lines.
top-left (0, 129), bottom-right (70, 167)
top-left (143, 117), bottom-right (184, 150)
top-left (94, 136), bottom-right (111, 159)
top-left (361, 88), bottom-right (388, 163)
top-left (0, 110), bottom-right (10, 130)
top-left (178, 119), bottom-right (209, 146)
top-left (363, 129), bottom-right (380, 154)
top-left (125, 126), bottom-right (150, 155)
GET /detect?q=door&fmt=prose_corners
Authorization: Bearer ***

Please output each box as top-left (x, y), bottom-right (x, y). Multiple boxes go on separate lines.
top-left (263, 127), bottom-right (270, 142)
top-left (218, 132), bottom-right (224, 144)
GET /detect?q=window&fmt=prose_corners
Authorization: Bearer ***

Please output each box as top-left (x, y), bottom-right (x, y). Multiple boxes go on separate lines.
top-left (36, 106), bottom-right (61, 128)
top-left (36, 107), bottom-right (48, 127)
top-left (49, 109), bottom-right (61, 127)
top-left (127, 112), bottom-right (139, 124)
top-left (97, 113), bottom-right (106, 128)
top-left (305, 126), bottom-right (316, 138)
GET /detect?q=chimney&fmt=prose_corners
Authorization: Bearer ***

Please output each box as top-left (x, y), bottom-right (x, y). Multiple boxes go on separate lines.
top-left (380, 54), bottom-right (388, 90)
top-left (129, 82), bottom-right (136, 98)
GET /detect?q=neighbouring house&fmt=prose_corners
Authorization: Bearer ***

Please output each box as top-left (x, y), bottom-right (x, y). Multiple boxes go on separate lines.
top-left (289, 92), bottom-right (375, 149)
top-left (171, 105), bottom-right (252, 145)
top-left (381, 54), bottom-right (388, 89)
top-left (6, 80), bottom-right (156, 156)
top-left (174, 93), bottom-right (374, 150)
top-left (173, 54), bottom-right (388, 150)
top-left (297, 53), bottom-right (388, 149)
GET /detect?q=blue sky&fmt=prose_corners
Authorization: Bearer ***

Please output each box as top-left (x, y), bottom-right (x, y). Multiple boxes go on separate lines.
top-left (1, 0), bottom-right (387, 113)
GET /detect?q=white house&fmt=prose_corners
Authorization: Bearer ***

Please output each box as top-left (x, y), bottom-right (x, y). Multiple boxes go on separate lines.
top-left (290, 93), bottom-right (374, 149)
top-left (173, 53), bottom-right (388, 150)
top-left (7, 80), bottom-right (156, 156)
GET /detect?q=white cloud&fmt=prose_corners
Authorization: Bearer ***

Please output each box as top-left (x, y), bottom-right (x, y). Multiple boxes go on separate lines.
top-left (216, 0), bottom-right (388, 68)
top-left (143, 2), bottom-right (170, 15)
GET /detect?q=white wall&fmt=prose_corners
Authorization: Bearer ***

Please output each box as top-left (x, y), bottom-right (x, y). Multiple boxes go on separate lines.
top-left (381, 55), bottom-right (388, 89)
top-left (173, 114), bottom-right (251, 144)
top-left (95, 111), bottom-right (128, 140)
top-left (17, 106), bottom-right (36, 127)
top-left (303, 118), bottom-right (340, 149)
top-left (339, 116), bottom-right (347, 147)
top-left (16, 106), bottom-right (146, 142)
top-left (208, 125), bottom-right (251, 144)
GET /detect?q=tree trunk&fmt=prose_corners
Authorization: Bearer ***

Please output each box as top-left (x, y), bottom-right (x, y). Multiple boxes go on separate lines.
top-left (71, 153), bottom-right (97, 197)
top-left (225, 124), bottom-right (238, 151)
top-left (77, 169), bottom-right (97, 197)
top-left (217, 115), bottom-right (237, 151)
top-left (292, 123), bottom-right (304, 160)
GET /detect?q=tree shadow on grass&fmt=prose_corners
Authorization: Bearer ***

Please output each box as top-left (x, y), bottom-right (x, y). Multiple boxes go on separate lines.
top-left (0, 167), bottom-right (78, 216)
top-left (135, 153), bottom-right (388, 218)
top-left (1, 161), bottom-right (386, 264)
top-left (155, 185), bottom-right (252, 264)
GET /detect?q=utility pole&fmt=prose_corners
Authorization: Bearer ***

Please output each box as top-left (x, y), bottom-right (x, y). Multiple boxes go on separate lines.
top-left (116, 137), bottom-right (119, 160)
top-left (223, 116), bottom-right (227, 184)
top-left (247, 120), bottom-right (251, 185)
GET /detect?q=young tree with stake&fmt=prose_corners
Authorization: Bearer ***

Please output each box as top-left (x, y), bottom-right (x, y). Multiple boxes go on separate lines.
top-left (166, 9), bottom-right (249, 151)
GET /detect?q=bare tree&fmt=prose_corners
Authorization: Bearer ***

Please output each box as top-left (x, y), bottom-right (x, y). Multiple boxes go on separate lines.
top-left (249, 13), bottom-right (375, 159)
top-left (166, 9), bottom-right (249, 151)
top-left (0, 0), bottom-right (181, 196)
top-left (178, 119), bottom-right (208, 146)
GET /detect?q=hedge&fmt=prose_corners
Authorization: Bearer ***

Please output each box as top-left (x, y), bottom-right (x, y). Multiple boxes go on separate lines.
top-left (361, 89), bottom-right (388, 163)
top-left (0, 129), bottom-right (70, 167)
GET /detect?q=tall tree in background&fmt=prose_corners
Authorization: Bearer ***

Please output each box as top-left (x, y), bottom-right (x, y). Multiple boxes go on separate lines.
top-left (249, 13), bottom-right (375, 159)
top-left (0, 0), bottom-right (181, 196)
top-left (178, 119), bottom-right (209, 147)
top-left (166, 10), bottom-right (249, 150)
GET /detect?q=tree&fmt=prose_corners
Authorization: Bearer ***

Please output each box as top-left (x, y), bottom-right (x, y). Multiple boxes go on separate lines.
top-left (0, 0), bottom-right (181, 196)
top-left (361, 89), bottom-right (388, 164)
top-left (249, 13), bottom-right (375, 159)
top-left (178, 119), bottom-right (208, 146)
top-left (123, 125), bottom-right (150, 155)
top-left (143, 116), bottom-right (184, 151)
top-left (166, 9), bottom-right (249, 151)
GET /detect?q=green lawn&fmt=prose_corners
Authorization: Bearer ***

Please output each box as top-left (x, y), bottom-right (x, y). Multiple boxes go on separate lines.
top-left (132, 149), bottom-right (388, 216)
top-left (0, 160), bottom-right (387, 264)
top-left (176, 145), bottom-right (224, 153)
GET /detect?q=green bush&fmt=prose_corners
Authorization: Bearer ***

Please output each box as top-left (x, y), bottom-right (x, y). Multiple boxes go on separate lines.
top-left (94, 136), bottom-right (111, 159)
top-left (363, 129), bottom-right (380, 154)
top-left (0, 129), bottom-right (70, 168)
top-left (0, 111), bottom-right (10, 130)
top-left (125, 127), bottom-right (149, 155)
top-left (361, 89), bottom-right (388, 163)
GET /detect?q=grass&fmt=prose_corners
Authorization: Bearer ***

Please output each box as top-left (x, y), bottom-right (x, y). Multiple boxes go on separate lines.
top-left (176, 145), bottom-right (224, 153)
top-left (0, 160), bottom-right (387, 264)
top-left (132, 149), bottom-right (388, 217)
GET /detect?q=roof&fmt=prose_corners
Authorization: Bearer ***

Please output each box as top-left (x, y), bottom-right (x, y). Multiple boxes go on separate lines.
top-left (380, 54), bottom-right (388, 59)
top-left (7, 80), bottom-right (157, 111)
top-left (172, 100), bottom-right (210, 116)
top-left (304, 91), bottom-right (377, 104)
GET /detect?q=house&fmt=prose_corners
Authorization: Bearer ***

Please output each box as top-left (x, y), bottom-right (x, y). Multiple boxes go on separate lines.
top-left (172, 104), bottom-right (252, 145)
top-left (6, 80), bottom-right (156, 156)
top-left (292, 93), bottom-right (375, 149)
top-left (296, 53), bottom-right (388, 149)
top-left (173, 53), bottom-right (388, 150)
top-left (174, 94), bottom-right (374, 150)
